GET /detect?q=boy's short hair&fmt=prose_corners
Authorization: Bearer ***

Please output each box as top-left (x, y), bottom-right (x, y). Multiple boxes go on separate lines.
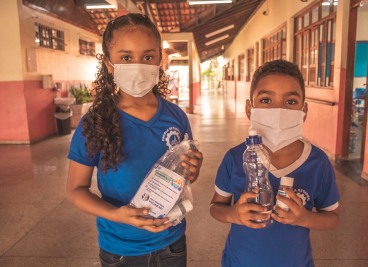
top-left (250, 60), bottom-right (305, 102)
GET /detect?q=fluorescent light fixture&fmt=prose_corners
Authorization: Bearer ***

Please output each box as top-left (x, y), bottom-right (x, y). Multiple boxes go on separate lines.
top-left (84, 0), bottom-right (117, 9)
top-left (188, 0), bottom-right (232, 5)
top-left (205, 34), bottom-right (229, 46)
top-left (85, 4), bottom-right (116, 9)
top-left (205, 24), bottom-right (234, 38)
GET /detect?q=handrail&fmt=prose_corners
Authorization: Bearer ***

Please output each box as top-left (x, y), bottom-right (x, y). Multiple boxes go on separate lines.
top-left (305, 97), bottom-right (337, 106)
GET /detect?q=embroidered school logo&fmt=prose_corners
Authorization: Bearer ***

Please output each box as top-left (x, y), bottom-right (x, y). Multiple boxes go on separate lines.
top-left (295, 188), bottom-right (310, 206)
top-left (162, 127), bottom-right (181, 148)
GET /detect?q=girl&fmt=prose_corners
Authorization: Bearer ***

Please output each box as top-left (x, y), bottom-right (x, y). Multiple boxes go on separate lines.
top-left (66, 13), bottom-right (203, 267)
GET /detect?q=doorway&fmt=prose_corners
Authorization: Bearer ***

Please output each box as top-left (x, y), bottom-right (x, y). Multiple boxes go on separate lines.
top-left (348, 3), bottom-right (368, 163)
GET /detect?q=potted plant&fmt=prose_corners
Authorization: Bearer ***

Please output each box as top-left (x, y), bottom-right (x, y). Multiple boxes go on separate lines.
top-left (69, 83), bottom-right (93, 128)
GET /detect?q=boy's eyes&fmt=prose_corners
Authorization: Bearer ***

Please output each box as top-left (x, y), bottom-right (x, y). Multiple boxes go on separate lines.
top-left (259, 98), bottom-right (271, 104)
top-left (258, 98), bottom-right (299, 105)
top-left (286, 99), bottom-right (298, 105)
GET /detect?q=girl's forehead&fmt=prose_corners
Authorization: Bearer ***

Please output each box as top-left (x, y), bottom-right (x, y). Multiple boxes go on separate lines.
top-left (108, 27), bottom-right (159, 49)
top-left (112, 26), bottom-right (156, 41)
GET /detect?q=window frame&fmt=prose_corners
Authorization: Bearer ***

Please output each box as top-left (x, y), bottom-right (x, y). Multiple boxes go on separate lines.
top-left (35, 23), bottom-right (65, 51)
top-left (294, 0), bottom-right (336, 88)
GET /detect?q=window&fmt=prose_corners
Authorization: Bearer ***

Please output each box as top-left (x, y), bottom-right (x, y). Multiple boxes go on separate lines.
top-left (246, 48), bottom-right (254, 82)
top-left (35, 23), bottom-right (65, 51)
top-left (262, 24), bottom-right (287, 63)
top-left (79, 39), bottom-right (96, 56)
top-left (294, 0), bottom-right (336, 87)
top-left (238, 54), bottom-right (245, 81)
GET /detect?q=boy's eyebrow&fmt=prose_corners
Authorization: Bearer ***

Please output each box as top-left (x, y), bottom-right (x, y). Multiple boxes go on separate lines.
top-left (255, 89), bottom-right (274, 96)
top-left (256, 89), bottom-right (302, 98)
top-left (284, 91), bottom-right (302, 98)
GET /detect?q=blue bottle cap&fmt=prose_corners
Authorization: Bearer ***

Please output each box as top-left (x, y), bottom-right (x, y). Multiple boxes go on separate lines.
top-left (246, 135), bottom-right (262, 145)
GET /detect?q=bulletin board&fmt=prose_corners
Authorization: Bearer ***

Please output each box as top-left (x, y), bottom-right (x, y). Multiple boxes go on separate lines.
top-left (354, 41), bottom-right (368, 77)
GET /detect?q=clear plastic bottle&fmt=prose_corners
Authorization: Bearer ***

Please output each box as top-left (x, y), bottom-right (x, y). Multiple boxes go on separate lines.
top-left (166, 199), bottom-right (194, 226)
top-left (130, 139), bottom-right (198, 218)
top-left (276, 176), bottom-right (294, 212)
top-left (243, 129), bottom-right (273, 226)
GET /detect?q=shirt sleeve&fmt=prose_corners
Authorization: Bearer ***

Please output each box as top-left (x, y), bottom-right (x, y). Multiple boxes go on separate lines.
top-left (315, 158), bottom-right (340, 211)
top-left (214, 151), bottom-right (234, 197)
top-left (67, 120), bottom-right (99, 167)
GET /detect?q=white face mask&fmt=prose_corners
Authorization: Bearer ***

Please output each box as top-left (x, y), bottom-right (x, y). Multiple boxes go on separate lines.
top-left (111, 63), bottom-right (160, 97)
top-left (250, 108), bottom-right (305, 152)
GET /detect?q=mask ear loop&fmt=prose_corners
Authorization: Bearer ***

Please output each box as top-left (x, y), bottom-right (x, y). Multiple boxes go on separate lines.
top-left (102, 56), bottom-right (120, 95)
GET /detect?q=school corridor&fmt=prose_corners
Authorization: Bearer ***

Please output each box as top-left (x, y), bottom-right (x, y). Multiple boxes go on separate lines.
top-left (0, 91), bottom-right (367, 267)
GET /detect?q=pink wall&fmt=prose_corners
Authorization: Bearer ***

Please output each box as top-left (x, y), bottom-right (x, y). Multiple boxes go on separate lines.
top-left (189, 81), bottom-right (201, 113)
top-left (224, 81), bottom-right (236, 99)
top-left (24, 80), bottom-right (57, 142)
top-left (0, 80), bottom-right (63, 144)
top-left (0, 81), bottom-right (30, 142)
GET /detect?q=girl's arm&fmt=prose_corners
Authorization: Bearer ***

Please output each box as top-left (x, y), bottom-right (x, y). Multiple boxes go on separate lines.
top-left (272, 187), bottom-right (339, 230)
top-left (66, 160), bottom-right (172, 232)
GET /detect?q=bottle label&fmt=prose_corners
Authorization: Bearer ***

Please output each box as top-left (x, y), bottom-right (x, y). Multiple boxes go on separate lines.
top-left (276, 188), bottom-right (290, 211)
top-left (130, 164), bottom-right (185, 218)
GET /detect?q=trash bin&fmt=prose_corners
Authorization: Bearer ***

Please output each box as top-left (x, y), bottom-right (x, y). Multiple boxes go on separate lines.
top-left (55, 106), bottom-right (72, 135)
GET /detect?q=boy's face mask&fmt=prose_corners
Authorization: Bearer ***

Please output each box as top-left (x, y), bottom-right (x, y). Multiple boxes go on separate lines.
top-left (250, 108), bottom-right (305, 152)
top-left (110, 63), bottom-right (160, 97)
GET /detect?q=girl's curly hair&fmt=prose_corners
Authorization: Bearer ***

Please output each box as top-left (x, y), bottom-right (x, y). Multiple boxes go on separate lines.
top-left (83, 13), bottom-right (170, 172)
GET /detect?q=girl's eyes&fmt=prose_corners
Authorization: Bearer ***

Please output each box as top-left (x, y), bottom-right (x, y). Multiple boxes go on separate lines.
top-left (144, 55), bottom-right (153, 61)
top-left (121, 55), bottom-right (131, 61)
top-left (119, 55), bottom-right (154, 62)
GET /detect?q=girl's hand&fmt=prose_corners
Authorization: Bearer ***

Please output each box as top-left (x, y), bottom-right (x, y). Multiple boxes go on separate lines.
top-left (112, 205), bottom-right (173, 233)
top-left (181, 149), bottom-right (203, 183)
top-left (271, 187), bottom-right (307, 225)
top-left (231, 192), bottom-right (271, 229)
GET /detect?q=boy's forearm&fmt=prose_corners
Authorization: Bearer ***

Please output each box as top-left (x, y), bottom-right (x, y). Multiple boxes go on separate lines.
top-left (297, 209), bottom-right (339, 230)
top-left (210, 203), bottom-right (235, 224)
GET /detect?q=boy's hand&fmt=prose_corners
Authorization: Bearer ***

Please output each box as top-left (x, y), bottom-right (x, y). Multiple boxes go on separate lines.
top-left (232, 192), bottom-right (271, 229)
top-left (181, 149), bottom-right (203, 183)
top-left (271, 187), bottom-right (307, 225)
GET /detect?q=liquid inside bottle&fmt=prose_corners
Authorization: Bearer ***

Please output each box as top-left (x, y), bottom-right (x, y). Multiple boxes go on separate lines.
top-left (243, 129), bottom-right (274, 226)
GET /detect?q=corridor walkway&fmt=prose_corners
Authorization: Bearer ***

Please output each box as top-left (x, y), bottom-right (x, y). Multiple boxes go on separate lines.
top-left (0, 90), bottom-right (367, 267)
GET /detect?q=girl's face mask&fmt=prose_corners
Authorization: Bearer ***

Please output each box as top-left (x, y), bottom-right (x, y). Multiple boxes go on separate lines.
top-left (250, 108), bottom-right (305, 152)
top-left (109, 63), bottom-right (160, 97)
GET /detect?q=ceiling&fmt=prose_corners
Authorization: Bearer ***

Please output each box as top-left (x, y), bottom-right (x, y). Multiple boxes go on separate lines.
top-left (23, 0), bottom-right (264, 62)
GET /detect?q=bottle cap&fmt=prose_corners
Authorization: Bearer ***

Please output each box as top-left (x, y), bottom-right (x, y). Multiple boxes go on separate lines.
top-left (280, 176), bottom-right (294, 187)
top-left (180, 199), bottom-right (193, 212)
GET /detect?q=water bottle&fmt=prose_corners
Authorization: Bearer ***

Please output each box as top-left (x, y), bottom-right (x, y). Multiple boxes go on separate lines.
top-left (166, 199), bottom-right (194, 226)
top-left (130, 139), bottom-right (198, 218)
top-left (243, 129), bottom-right (273, 226)
top-left (275, 176), bottom-right (294, 214)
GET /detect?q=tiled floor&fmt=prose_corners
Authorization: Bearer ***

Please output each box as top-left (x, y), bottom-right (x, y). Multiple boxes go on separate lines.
top-left (0, 90), bottom-right (368, 267)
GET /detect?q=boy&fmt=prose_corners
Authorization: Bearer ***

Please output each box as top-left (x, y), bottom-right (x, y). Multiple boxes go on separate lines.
top-left (210, 60), bottom-right (339, 267)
